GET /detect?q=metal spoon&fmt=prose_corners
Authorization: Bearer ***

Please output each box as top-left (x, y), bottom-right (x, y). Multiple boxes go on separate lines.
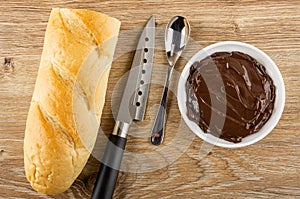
top-left (150, 16), bottom-right (190, 145)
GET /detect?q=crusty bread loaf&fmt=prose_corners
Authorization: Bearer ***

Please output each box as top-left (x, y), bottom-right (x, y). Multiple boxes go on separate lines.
top-left (24, 8), bottom-right (120, 194)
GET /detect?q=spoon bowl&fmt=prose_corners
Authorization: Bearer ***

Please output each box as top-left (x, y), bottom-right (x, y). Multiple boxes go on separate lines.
top-left (165, 16), bottom-right (190, 66)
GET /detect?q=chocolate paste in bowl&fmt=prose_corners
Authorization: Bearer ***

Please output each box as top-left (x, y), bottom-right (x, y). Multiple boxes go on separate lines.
top-left (186, 51), bottom-right (276, 143)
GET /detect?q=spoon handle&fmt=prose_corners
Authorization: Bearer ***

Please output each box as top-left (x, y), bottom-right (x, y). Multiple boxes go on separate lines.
top-left (150, 66), bottom-right (174, 145)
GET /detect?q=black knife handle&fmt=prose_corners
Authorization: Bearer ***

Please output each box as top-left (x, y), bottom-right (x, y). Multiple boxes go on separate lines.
top-left (91, 134), bottom-right (127, 199)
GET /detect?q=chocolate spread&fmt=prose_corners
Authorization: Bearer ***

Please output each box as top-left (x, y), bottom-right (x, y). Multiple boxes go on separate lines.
top-left (186, 51), bottom-right (276, 143)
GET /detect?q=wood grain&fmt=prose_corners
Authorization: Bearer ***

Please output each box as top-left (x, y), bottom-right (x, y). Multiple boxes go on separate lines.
top-left (1, 0), bottom-right (300, 198)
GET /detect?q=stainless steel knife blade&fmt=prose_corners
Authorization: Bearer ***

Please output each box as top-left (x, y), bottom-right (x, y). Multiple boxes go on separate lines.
top-left (116, 16), bottom-right (155, 124)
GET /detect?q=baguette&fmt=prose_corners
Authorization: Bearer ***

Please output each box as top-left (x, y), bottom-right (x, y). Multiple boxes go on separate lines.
top-left (24, 8), bottom-right (120, 194)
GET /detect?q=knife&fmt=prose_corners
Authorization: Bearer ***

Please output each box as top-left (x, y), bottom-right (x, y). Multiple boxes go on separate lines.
top-left (91, 16), bottom-right (155, 199)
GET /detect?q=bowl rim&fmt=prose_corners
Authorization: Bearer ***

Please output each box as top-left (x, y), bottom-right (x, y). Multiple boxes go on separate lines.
top-left (177, 41), bottom-right (286, 148)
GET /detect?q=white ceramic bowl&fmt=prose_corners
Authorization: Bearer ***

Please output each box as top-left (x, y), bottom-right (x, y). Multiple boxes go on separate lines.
top-left (177, 41), bottom-right (285, 148)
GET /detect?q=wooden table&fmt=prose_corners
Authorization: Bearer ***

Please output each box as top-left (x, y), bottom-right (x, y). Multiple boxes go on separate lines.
top-left (1, 0), bottom-right (300, 198)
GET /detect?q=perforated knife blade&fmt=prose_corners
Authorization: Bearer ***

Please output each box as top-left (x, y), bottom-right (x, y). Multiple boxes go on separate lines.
top-left (116, 16), bottom-right (155, 125)
top-left (92, 16), bottom-right (155, 199)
